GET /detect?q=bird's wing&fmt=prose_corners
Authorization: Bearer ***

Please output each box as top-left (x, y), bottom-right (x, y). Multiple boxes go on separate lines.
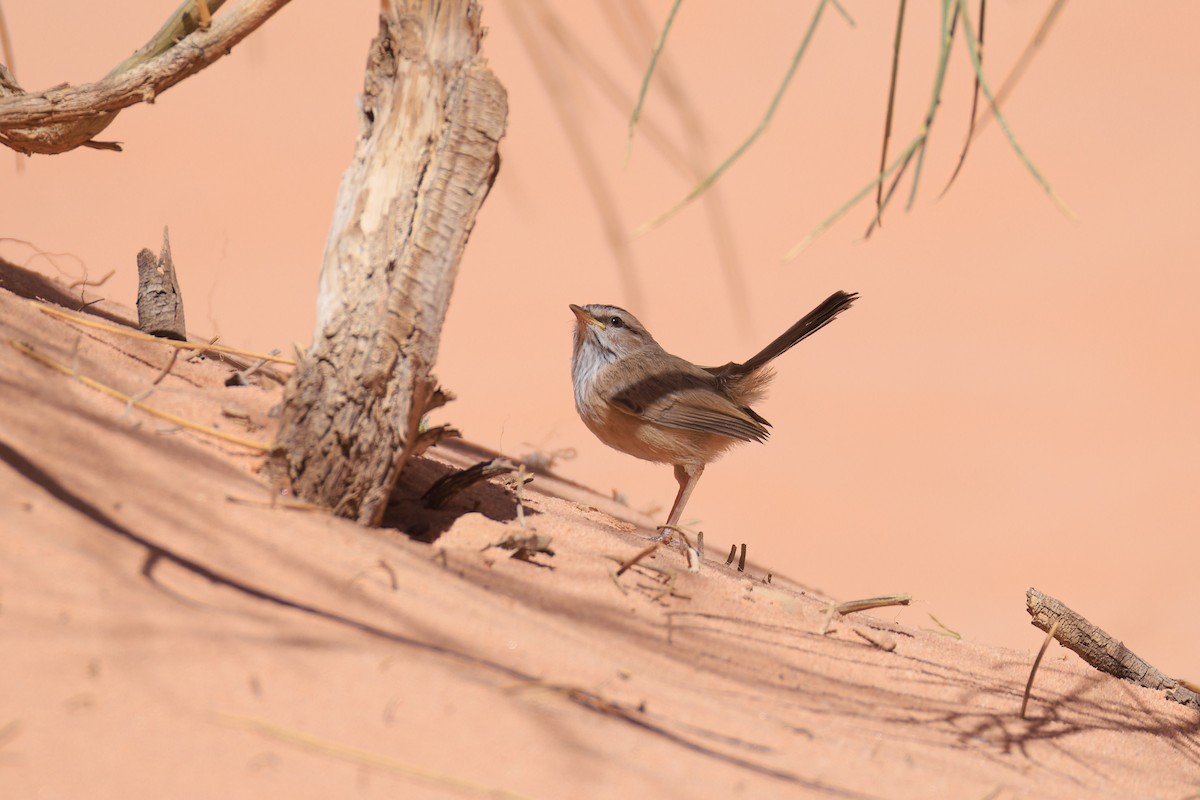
top-left (612, 381), bottom-right (769, 443)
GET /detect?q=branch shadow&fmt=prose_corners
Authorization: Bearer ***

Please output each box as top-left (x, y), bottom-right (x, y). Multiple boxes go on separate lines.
top-left (381, 454), bottom-right (528, 542)
top-left (0, 256), bottom-right (130, 326)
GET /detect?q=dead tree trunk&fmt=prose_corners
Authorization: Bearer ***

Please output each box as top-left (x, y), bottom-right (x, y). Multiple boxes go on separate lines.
top-left (272, 0), bottom-right (507, 525)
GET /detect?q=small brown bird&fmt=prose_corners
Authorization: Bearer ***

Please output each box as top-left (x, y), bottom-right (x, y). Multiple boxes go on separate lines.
top-left (570, 291), bottom-right (857, 538)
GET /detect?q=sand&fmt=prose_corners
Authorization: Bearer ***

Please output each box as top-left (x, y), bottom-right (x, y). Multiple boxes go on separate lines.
top-left (1, 265), bottom-right (1196, 799)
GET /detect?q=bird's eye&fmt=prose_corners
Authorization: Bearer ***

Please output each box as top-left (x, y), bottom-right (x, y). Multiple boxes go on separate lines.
top-left (608, 316), bottom-right (623, 328)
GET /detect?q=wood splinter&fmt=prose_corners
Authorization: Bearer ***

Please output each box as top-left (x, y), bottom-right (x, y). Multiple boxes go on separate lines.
top-left (1025, 587), bottom-right (1199, 711)
top-left (136, 226), bottom-right (187, 340)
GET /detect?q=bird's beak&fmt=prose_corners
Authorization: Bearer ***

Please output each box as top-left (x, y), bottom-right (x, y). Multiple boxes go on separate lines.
top-left (569, 304), bottom-right (605, 330)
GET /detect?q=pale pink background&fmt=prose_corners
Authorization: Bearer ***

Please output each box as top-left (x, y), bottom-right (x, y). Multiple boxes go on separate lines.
top-left (4, 2), bottom-right (1197, 671)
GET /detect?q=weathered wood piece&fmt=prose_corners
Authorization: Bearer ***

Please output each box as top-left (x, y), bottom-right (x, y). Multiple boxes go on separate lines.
top-left (1026, 587), bottom-right (1199, 710)
top-left (273, 0), bottom-right (507, 525)
top-left (136, 227), bottom-right (187, 340)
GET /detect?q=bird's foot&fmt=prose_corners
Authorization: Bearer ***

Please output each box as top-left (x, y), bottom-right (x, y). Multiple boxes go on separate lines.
top-left (651, 525), bottom-right (677, 543)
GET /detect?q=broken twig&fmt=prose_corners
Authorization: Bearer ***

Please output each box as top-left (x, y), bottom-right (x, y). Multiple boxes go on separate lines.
top-left (616, 542), bottom-right (659, 576)
top-left (836, 594), bottom-right (912, 616)
top-left (1026, 587), bottom-right (1199, 710)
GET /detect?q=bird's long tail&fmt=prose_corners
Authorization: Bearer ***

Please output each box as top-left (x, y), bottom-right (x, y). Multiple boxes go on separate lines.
top-left (734, 290), bottom-right (858, 376)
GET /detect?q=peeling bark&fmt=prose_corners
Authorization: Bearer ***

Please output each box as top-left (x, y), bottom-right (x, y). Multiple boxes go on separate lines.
top-left (273, 0), bottom-right (507, 525)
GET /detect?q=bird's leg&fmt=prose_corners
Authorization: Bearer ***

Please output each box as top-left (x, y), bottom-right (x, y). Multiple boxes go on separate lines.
top-left (652, 463), bottom-right (704, 542)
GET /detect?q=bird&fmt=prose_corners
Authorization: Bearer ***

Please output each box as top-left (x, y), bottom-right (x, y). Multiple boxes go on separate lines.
top-left (569, 291), bottom-right (857, 540)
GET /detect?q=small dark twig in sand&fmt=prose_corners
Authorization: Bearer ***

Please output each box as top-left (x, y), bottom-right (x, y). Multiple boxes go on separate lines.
top-left (151, 348), bottom-right (180, 386)
top-left (852, 627), bottom-right (896, 652)
top-left (724, 545), bottom-right (736, 566)
top-left (616, 543), bottom-right (659, 576)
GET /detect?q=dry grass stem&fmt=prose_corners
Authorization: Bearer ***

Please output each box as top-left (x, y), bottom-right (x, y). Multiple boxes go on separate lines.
top-left (11, 338), bottom-right (269, 451)
top-left (1020, 619), bottom-right (1059, 719)
top-left (36, 303), bottom-right (295, 364)
top-left (66, 269), bottom-right (115, 291)
top-left (925, 613), bottom-right (962, 639)
top-left (217, 713), bottom-right (527, 799)
top-left (836, 594), bottom-right (912, 616)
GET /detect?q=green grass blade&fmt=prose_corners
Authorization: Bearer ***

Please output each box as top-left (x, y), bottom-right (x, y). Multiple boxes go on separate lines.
top-left (904, 0), bottom-right (957, 211)
top-left (637, 0), bottom-right (836, 235)
top-left (875, 0), bottom-right (908, 225)
top-left (785, 134), bottom-right (924, 260)
top-left (830, 0), bottom-right (856, 26)
top-left (626, 0), bottom-right (685, 164)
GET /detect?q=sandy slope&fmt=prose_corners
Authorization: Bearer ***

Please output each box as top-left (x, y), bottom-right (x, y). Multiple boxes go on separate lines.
top-left (1, 273), bottom-right (1197, 799)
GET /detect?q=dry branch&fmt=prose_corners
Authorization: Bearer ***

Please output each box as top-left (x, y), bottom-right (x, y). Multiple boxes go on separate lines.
top-left (0, 0), bottom-right (291, 155)
top-left (1026, 587), bottom-right (1199, 710)
top-left (274, 0), bottom-right (507, 524)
